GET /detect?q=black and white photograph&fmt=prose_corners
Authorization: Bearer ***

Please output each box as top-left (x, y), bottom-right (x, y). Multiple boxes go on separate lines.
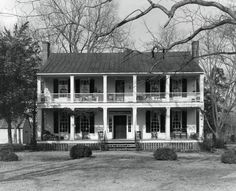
top-left (0, 0), bottom-right (236, 190)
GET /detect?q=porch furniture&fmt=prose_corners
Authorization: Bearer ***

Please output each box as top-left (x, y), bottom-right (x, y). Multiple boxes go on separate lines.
top-left (151, 132), bottom-right (158, 139)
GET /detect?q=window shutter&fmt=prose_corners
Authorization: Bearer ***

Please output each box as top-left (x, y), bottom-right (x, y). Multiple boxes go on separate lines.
top-left (196, 78), bottom-right (200, 92)
top-left (182, 110), bottom-right (187, 132)
top-left (170, 110), bottom-right (173, 132)
top-left (68, 114), bottom-right (71, 133)
top-left (68, 79), bottom-right (70, 93)
top-left (75, 79), bottom-right (80, 93)
top-left (75, 116), bottom-right (81, 133)
top-left (146, 111), bottom-right (151, 133)
top-left (196, 110), bottom-right (199, 133)
top-left (145, 79), bottom-right (150, 92)
top-left (53, 110), bottom-right (59, 133)
top-left (160, 113), bottom-right (165, 132)
top-left (160, 77), bottom-right (165, 92)
top-left (53, 79), bottom-right (58, 93)
top-left (90, 113), bottom-right (95, 133)
top-left (182, 78), bottom-right (187, 97)
top-left (90, 79), bottom-right (95, 93)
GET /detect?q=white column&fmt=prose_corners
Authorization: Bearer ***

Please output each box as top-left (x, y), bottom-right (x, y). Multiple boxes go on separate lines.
top-left (37, 108), bottom-right (42, 141)
top-left (200, 74), bottom-right (204, 102)
top-left (103, 75), bottom-right (107, 102)
top-left (166, 107), bottom-right (171, 140)
top-left (70, 75), bottom-right (74, 102)
top-left (199, 107), bottom-right (204, 140)
top-left (37, 76), bottom-right (42, 102)
top-left (133, 75), bottom-right (137, 102)
top-left (103, 107), bottom-right (108, 133)
top-left (133, 107), bottom-right (137, 133)
top-left (166, 75), bottom-right (170, 100)
top-left (70, 115), bottom-right (75, 140)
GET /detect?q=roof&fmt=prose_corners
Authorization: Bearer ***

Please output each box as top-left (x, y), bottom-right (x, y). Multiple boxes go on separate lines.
top-left (39, 51), bottom-right (204, 74)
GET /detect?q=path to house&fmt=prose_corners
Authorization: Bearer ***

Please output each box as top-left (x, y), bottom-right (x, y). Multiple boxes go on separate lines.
top-left (0, 151), bottom-right (235, 191)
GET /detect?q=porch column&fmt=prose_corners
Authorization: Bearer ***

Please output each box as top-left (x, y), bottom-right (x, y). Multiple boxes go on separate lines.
top-left (132, 107), bottom-right (137, 132)
top-left (199, 106), bottom-right (204, 140)
top-left (200, 74), bottom-right (204, 102)
top-left (37, 76), bottom-right (41, 102)
top-left (103, 75), bottom-right (107, 102)
top-left (70, 115), bottom-right (75, 140)
top-left (70, 75), bottom-right (74, 102)
top-left (133, 75), bottom-right (137, 102)
top-left (166, 107), bottom-right (171, 140)
top-left (37, 108), bottom-right (42, 141)
top-left (103, 107), bottom-right (108, 133)
top-left (166, 75), bottom-right (170, 100)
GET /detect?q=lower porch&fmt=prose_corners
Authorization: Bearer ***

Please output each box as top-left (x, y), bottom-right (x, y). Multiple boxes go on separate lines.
top-left (37, 107), bottom-right (204, 142)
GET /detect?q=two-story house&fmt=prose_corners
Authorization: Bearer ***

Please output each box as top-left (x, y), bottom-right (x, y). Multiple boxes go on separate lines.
top-left (37, 41), bottom-right (204, 151)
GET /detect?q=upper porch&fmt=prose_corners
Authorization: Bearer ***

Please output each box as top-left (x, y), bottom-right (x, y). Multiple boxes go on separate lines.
top-left (37, 74), bottom-right (204, 106)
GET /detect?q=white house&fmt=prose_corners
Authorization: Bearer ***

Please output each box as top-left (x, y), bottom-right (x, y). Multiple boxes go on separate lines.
top-left (36, 41), bottom-right (204, 151)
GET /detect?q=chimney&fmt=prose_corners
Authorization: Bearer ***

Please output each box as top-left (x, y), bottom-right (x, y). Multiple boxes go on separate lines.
top-left (42, 41), bottom-right (50, 65)
top-left (192, 41), bottom-right (199, 59)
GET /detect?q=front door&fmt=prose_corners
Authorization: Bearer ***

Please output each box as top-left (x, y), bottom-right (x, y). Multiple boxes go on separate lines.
top-left (114, 115), bottom-right (127, 139)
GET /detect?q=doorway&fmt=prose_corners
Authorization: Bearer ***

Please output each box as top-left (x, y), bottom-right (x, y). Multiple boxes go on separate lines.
top-left (114, 115), bottom-right (127, 139)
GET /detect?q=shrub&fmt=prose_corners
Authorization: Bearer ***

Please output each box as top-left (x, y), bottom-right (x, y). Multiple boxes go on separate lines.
top-left (214, 139), bottom-right (226, 149)
top-left (0, 150), bottom-right (18, 162)
top-left (230, 135), bottom-right (235, 142)
top-left (189, 133), bottom-right (198, 140)
top-left (70, 145), bottom-right (92, 159)
top-left (153, 148), bottom-right (177, 160)
top-left (221, 149), bottom-right (236, 164)
top-left (199, 138), bottom-right (213, 152)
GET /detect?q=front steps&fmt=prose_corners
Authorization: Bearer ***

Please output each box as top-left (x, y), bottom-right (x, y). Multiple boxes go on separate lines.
top-left (106, 140), bottom-right (137, 151)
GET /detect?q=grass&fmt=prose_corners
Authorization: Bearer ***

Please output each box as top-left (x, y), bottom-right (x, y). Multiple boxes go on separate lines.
top-left (0, 151), bottom-right (235, 191)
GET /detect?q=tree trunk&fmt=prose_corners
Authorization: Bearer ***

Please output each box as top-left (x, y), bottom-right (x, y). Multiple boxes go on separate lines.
top-left (31, 97), bottom-right (37, 146)
top-left (6, 118), bottom-right (13, 144)
top-left (13, 124), bottom-right (17, 144)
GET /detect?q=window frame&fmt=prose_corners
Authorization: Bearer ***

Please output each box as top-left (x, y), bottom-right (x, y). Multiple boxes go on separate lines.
top-left (150, 111), bottom-right (160, 132)
top-left (172, 110), bottom-right (182, 131)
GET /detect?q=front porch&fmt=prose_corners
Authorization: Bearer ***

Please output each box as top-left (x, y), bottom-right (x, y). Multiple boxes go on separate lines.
top-left (37, 107), bottom-right (203, 142)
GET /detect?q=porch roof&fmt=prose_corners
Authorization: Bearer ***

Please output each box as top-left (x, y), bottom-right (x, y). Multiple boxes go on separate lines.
top-left (39, 51), bottom-right (204, 74)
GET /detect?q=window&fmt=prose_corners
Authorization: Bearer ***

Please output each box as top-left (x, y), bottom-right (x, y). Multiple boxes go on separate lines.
top-left (59, 112), bottom-right (69, 132)
top-left (109, 117), bottom-right (113, 132)
top-left (172, 79), bottom-right (182, 96)
top-left (150, 80), bottom-right (160, 92)
top-left (128, 116), bottom-right (132, 132)
top-left (80, 79), bottom-right (90, 93)
top-left (59, 79), bottom-right (68, 97)
top-left (151, 111), bottom-right (160, 132)
top-left (172, 111), bottom-right (182, 131)
top-left (80, 115), bottom-right (90, 132)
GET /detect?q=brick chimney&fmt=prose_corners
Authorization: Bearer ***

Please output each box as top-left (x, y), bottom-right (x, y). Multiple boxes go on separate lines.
top-left (192, 41), bottom-right (199, 60)
top-left (41, 41), bottom-right (50, 65)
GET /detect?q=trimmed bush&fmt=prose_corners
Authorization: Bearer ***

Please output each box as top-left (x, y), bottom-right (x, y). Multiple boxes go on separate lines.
top-left (153, 148), bottom-right (177, 160)
top-left (214, 139), bottom-right (226, 149)
top-left (0, 150), bottom-right (18, 162)
top-left (199, 138), bottom-right (213, 152)
top-left (70, 145), bottom-right (92, 159)
top-left (221, 149), bottom-right (236, 164)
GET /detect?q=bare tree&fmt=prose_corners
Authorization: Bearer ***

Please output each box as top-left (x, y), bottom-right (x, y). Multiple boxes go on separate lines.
top-left (26, 0), bottom-right (129, 53)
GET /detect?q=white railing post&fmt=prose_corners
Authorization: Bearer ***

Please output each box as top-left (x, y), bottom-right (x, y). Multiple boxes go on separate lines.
top-left (199, 106), bottom-right (204, 140)
top-left (103, 75), bottom-right (107, 103)
top-left (166, 75), bottom-right (170, 101)
top-left (103, 107), bottom-right (108, 134)
top-left (132, 107), bottom-right (137, 134)
top-left (37, 76), bottom-right (41, 102)
top-left (166, 107), bottom-right (171, 140)
top-left (70, 76), bottom-right (74, 102)
top-left (133, 75), bottom-right (137, 102)
top-left (70, 114), bottom-right (75, 140)
top-left (37, 108), bottom-right (42, 140)
top-left (200, 74), bottom-right (204, 102)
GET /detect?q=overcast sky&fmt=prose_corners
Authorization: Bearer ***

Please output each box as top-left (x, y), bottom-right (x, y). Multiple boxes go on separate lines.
top-left (0, 0), bottom-right (233, 49)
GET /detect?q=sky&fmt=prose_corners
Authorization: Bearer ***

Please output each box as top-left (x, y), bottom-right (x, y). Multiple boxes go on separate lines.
top-left (0, 0), bottom-right (233, 49)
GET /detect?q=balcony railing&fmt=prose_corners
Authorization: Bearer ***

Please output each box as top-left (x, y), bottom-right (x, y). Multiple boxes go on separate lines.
top-left (74, 93), bottom-right (103, 102)
top-left (38, 92), bottom-right (201, 103)
top-left (137, 92), bottom-right (166, 102)
top-left (107, 93), bottom-right (133, 102)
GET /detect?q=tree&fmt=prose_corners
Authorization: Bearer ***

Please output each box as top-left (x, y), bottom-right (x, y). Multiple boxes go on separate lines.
top-left (25, 0), bottom-right (129, 53)
top-left (0, 22), bottom-right (40, 144)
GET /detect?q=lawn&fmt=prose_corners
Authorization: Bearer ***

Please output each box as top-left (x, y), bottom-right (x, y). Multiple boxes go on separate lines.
top-left (0, 151), bottom-right (235, 191)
